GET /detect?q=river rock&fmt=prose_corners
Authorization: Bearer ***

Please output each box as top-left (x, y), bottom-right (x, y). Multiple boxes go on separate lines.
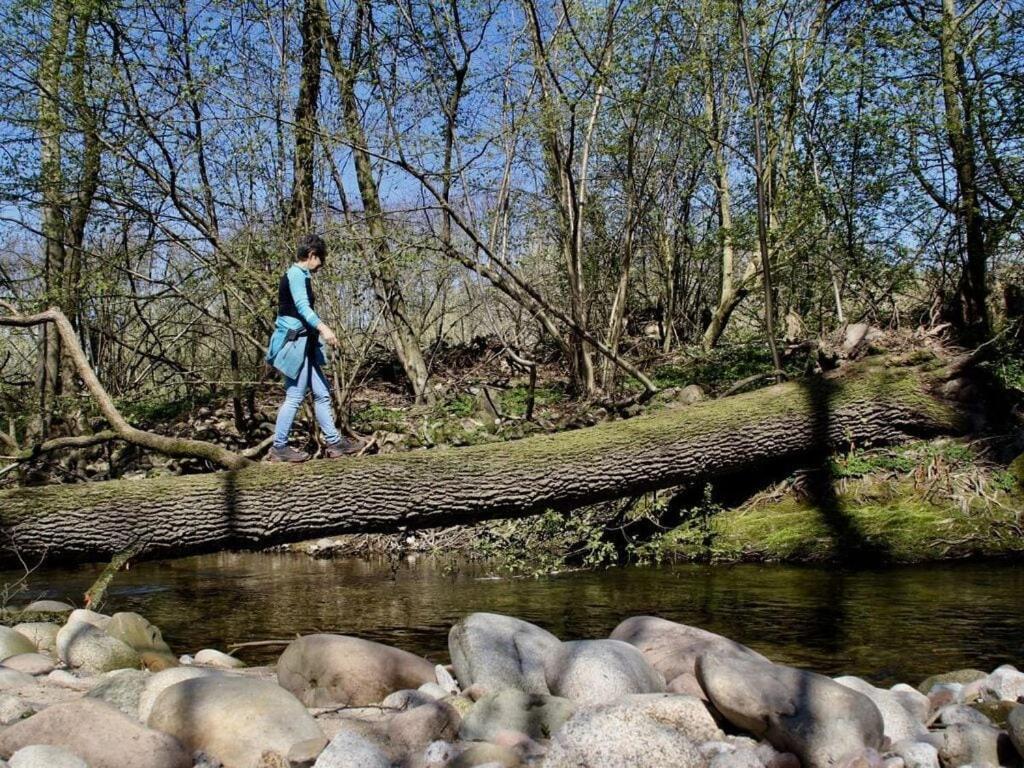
top-left (888, 740), bottom-right (939, 768)
top-left (313, 727), bottom-right (391, 768)
top-left (449, 613), bottom-right (561, 695)
top-left (934, 704), bottom-right (992, 727)
top-left (11, 623), bottom-right (58, 654)
top-left (709, 746), bottom-right (764, 768)
top-left (1008, 704), bottom-right (1024, 759)
top-left (0, 698), bottom-right (190, 768)
top-left (140, 651), bottom-right (179, 671)
top-left (0, 628), bottom-right (37, 663)
top-left (278, 634), bottom-right (434, 707)
top-left (383, 688), bottom-right (437, 711)
top-left (66, 608), bottom-right (112, 631)
top-left (146, 674), bottom-right (326, 768)
top-left (105, 612), bottom-right (173, 656)
top-left (56, 621), bottom-right (140, 673)
top-left (918, 670), bottom-right (987, 696)
top-left (46, 669), bottom-right (92, 690)
top-left (0, 669), bottom-right (35, 691)
top-left (929, 722), bottom-right (1014, 767)
top-left (450, 742), bottom-right (522, 767)
top-left (610, 616), bottom-right (768, 688)
top-left (0, 693), bottom-right (32, 725)
top-left (1, 653), bottom-right (54, 676)
top-left (387, 698), bottom-right (460, 751)
top-left (436, 664), bottom-right (459, 695)
top-left (601, 693), bottom-right (724, 741)
top-left (86, 668), bottom-right (150, 716)
top-left (545, 639), bottom-right (666, 705)
top-left (459, 689), bottom-right (574, 741)
top-left (21, 600), bottom-right (74, 615)
top-left (984, 664), bottom-right (1024, 702)
top-left (193, 648), bottom-right (245, 668)
top-left (890, 685), bottom-right (931, 724)
top-left (138, 666), bottom-right (223, 722)
top-left (697, 653), bottom-right (884, 768)
top-left (8, 744), bottom-right (87, 768)
top-left (542, 702), bottom-right (705, 768)
top-left (835, 676), bottom-right (927, 742)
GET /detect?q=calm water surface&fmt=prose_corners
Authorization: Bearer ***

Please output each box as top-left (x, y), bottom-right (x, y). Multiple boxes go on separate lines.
top-left (6, 554), bottom-right (1022, 686)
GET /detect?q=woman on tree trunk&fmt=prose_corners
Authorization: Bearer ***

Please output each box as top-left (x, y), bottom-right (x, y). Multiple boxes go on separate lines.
top-left (265, 234), bottom-right (359, 462)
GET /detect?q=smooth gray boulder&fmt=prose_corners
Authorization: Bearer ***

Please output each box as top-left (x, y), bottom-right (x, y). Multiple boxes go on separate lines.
top-left (459, 689), bottom-right (574, 741)
top-left (86, 668), bottom-right (150, 717)
top-left (387, 698), bottom-right (461, 751)
top-left (382, 688), bottom-right (437, 711)
top-left (545, 639), bottom-right (665, 705)
top-left (105, 612), bottom-right (173, 656)
top-left (21, 600), bottom-right (74, 614)
top-left (835, 676), bottom-right (927, 742)
top-left (194, 648), bottom-right (244, 668)
top-left (930, 722), bottom-right (1014, 767)
top-left (890, 684), bottom-right (931, 724)
top-left (1, 653), bottom-right (55, 676)
top-left (9, 745), bottom-right (87, 768)
top-left (0, 629), bottom-right (36, 663)
top-left (918, 670), bottom-right (987, 695)
top-left (0, 669), bottom-right (35, 691)
top-left (697, 653), bottom-right (884, 768)
top-left (889, 740), bottom-right (939, 768)
top-left (600, 694), bottom-right (724, 741)
top-left (543, 702), bottom-right (705, 768)
top-left (611, 616), bottom-right (768, 687)
top-left (0, 698), bottom-right (190, 768)
top-left (1008, 704), bottom-right (1024, 760)
top-left (934, 704), bottom-right (992, 726)
top-left (138, 666), bottom-right (222, 723)
top-left (449, 613), bottom-right (561, 695)
top-left (56, 621), bottom-right (140, 673)
top-left (11, 623), bottom-right (59, 654)
top-left (984, 664), bottom-right (1024, 702)
top-left (65, 609), bottom-right (111, 631)
top-left (0, 693), bottom-right (32, 725)
top-left (278, 634), bottom-right (434, 706)
top-left (313, 727), bottom-right (391, 768)
top-left (146, 674), bottom-right (326, 768)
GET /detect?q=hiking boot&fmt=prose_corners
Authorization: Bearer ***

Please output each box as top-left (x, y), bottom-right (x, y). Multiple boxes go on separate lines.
top-left (323, 437), bottom-right (364, 458)
top-left (267, 444), bottom-right (310, 463)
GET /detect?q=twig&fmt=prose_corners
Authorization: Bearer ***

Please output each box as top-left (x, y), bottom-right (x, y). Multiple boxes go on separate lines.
top-left (720, 369), bottom-right (787, 398)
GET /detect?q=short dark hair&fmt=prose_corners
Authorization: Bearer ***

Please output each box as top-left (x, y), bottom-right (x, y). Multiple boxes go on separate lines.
top-left (296, 233), bottom-right (326, 264)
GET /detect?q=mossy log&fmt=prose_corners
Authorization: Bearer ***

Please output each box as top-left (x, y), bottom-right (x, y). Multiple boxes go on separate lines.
top-left (0, 358), bottom-right (965, 565)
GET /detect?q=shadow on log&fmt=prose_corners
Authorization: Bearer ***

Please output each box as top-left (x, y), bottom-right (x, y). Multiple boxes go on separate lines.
top-left (0, 357), bottom-right (967, 566)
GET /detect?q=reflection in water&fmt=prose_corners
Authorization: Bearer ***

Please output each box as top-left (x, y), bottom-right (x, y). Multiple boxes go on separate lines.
top-left (6, 554), bottom-right (1022, 686)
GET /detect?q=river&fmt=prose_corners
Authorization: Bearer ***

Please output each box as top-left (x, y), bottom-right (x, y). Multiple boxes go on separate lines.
top-left (4, 554), bottom-right (1021, 686)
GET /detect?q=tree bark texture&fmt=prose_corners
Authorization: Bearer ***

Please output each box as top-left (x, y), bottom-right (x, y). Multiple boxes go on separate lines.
top-left (0, 360), bottom-right (963, 565)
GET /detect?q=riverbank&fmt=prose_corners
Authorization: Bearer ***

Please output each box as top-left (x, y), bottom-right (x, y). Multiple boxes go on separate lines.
top-left (0, 603), bottom-right (1020, 767)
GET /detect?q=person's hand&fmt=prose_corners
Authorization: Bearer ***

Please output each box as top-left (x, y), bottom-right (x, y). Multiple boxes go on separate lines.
top-left (318, 323), bottom-right (340, 348)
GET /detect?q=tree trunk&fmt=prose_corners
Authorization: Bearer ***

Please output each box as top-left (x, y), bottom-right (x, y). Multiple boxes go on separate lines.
top-left (290, 0), bottom-right (322, 230)
top-left (319, 0), bottom-right (433, 403)
top-left (0, 358), bottom-right (964, 565)
top-left (36, 0), bottom-right (72, 436)
top-left (939, 0), bottom-right (989, 338)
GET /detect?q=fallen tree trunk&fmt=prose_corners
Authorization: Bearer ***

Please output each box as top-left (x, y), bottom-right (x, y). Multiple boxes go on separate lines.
top-left (0, 357), bottom-right (966, 565)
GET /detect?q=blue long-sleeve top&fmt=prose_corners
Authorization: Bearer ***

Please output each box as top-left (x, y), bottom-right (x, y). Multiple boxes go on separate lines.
top-left (266, 264), bottom-right (326, 376)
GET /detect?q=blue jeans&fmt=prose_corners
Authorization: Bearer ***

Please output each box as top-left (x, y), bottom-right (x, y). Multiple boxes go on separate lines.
top-left (273, 359), bottom-right (341, 447)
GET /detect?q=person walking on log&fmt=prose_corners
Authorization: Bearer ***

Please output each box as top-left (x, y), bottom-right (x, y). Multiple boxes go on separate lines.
top-left (266, 234), bottom-right (359, 462)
